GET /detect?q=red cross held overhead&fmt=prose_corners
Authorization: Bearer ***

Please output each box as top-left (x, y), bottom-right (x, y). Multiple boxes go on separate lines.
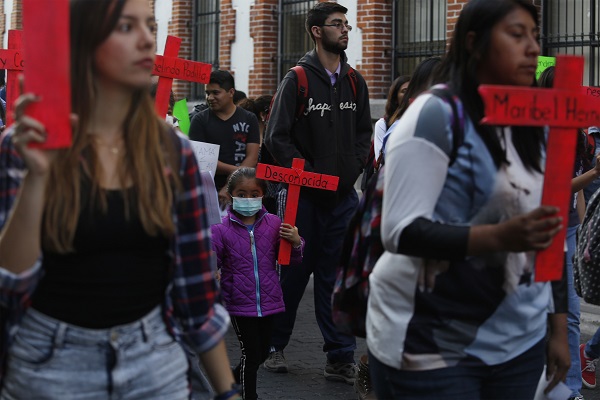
top-left (22, 0), bottom-right (71, 149)
top-left (256, 158), bottom-right (340, 265)
top-left (0, 30), bottom-right (24, 127)
top-left (153, 35), bottom-right (212, 119)
top-left (479, 55), bottom-right (598, 282)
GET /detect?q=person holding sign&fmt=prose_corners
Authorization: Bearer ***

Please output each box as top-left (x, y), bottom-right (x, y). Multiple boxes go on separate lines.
top-left (366, 1), bottom-right (569, 399)
top-left (211, 167), bottom-right (304, 400)
top-left (0, 1), bottom-right (239, 399)
top-left (188, 70), bottom-right (260, 204)
top-left (539, 65), bottom-right (600, 400)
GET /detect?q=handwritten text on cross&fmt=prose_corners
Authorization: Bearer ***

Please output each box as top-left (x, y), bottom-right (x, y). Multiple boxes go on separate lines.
top-left (0, 30), bottom-right (24, 126)
top-left (0, 49), bottom-right (24, 70)
top-left (154, 55), bottom-right (210, 82)
top-left (256, 159), bottom-right (339, 265)
top-left (152, 35), bottom-right (211, 119)
top-left (480, 87), bottom-right (599, 127)
top-left (479, 55), bottom-right (591, 282)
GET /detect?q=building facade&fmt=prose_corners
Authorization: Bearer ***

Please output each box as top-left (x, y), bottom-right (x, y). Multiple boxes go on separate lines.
top-left (1, 0), bottom-right (599, 105)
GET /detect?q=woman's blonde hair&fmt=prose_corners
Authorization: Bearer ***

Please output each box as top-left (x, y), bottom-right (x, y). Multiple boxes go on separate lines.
top-left (43, 0), bottom-right (179, 253)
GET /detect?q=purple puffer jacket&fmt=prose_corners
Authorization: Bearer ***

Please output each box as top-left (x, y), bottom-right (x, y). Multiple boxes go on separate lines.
top-left (211, 206), bottom-right (304, 317)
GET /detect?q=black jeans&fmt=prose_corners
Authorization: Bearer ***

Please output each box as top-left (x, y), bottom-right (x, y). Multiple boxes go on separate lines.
top-left (270, 191), bottom-right (358, 363)
top-left (231, 315), bottom-right (275, 400)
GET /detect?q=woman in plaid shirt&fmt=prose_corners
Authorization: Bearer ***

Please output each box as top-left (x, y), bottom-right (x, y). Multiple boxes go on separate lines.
top-left (0, 0), bottom-right (239, 399)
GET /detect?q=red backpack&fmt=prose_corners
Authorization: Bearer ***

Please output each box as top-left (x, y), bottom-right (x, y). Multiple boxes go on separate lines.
top-left (260, 65), bottom-right (358, 166)
top-left (287, 65), bottom-right (357, 118)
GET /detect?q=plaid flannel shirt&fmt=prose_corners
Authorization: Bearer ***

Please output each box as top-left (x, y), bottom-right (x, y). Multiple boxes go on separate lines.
top-left (0, 129), bottom-right (229, 387)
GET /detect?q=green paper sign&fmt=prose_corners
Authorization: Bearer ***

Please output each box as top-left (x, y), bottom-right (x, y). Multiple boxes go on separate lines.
top-left (536, 56), bottom-right (556, 79)
top-left (173, 98), bottom-right (191, 135)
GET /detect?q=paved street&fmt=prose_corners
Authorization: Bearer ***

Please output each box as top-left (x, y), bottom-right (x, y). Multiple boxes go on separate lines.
top-left (224, 280), bottom-right (600, 400)
top-left (225, 277), bottom-right (367, 400)
top-left (581, 303), bottom-right (600, 400)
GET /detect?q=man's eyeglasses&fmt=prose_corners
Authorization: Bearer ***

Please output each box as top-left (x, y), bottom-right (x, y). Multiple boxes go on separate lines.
top-left (321, 22), bottom-right (352, 31)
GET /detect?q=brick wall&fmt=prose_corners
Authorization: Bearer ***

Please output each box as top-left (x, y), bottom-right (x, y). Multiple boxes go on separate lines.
top-left (149, 0), bottom-right (156, 45)
top-left (11, 0), bottom-right (22, 30)
top-left (3, 0), bottom-right (547, 101)
top-left (219, 0), bottom-right (236, 74)
top-left (0, 1), bottom-right (5, 44)
top-left (447, 0), bottom-right (467, 44)
top-left (358, 0), bottom-right (393, 100)
top-left (248, 0), bottom-right (278, 97)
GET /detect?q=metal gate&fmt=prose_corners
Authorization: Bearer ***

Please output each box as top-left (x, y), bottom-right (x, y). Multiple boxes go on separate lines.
top-left (393, 0), bottom-right (447, 79)
top-left (279, 0), bottom-right (314, 82)
top-left (541, 0), bottom-right (599, 86)
top-left (192, 0), bottom-right (220, 100)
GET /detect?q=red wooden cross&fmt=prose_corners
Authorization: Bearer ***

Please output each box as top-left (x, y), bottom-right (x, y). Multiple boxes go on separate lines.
top-left (256, 158), bottom-right (340, 265)
top-left (22, 0), bottom-right (71, 149)
top-left (0, 30), bottom-right (24, 126)
top-left (153, 35), bottom-right (212, 119)
top-left (582, 85), bottom-right (600, 100)
top-left (479, 55), bottom-right (600, 281)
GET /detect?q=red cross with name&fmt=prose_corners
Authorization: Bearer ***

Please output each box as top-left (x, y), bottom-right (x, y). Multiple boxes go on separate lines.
top-left (256, 158), bottom-right (340, 265)
top-left (22, 0), bottom-right (71, 149)
top-left (153, 35), bottom-right (212, 119)
top-left (583, 86), bottom-right (600, 98)
top-left (479, 55), bottom-right (600, 281)
top-left (0, 30), bottom-right (24, 126)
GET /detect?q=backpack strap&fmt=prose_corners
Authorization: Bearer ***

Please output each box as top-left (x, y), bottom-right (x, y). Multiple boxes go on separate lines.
top-left (347, 67), bottom-right (357, 99)
top-left (288, 65), bottom-right (357, 119)
top-left (378, 86), bottom-right (464, 167)
top-left (428, 86), bottom-right (464, 166)
top-left (263, 66), bottom-right (308, 126)
top-left (291, 65), bottom-right (309, 119)
top-left (261, 66), bottom-right (308, 166)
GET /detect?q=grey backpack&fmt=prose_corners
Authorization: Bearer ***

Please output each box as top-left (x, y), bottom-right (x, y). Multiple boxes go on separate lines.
top-left (574, 188), bottom-right (600, 304)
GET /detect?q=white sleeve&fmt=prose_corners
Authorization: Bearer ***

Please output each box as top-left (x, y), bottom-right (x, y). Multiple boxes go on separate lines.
top-left (374, 118), bottom-right (386, 162)
top-left (381, 94), bottom-right (452, 253)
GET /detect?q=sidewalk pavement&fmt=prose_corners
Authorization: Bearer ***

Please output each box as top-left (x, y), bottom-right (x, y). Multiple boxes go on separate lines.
top-left (224, 286), bottom-right (600, 399)
top-left (581, 301), bottom-right (600, 338)
top-left (580, 301), bottom-right (600, 400)
top-left (225, 276), bottom-right (366, 400)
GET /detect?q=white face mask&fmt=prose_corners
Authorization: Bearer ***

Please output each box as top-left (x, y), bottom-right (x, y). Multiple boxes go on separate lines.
top-left (232, 197), bottom-right (263, 217)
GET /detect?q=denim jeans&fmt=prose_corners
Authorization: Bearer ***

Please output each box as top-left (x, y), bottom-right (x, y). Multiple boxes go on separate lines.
top-left (565, 225), bottom-right (583, 397)
top-left (271, 191), bottom-right (358, 363)
top-left (1, 306), bottom-right (189, 400)
top-left (585, 327), bottom-right (600, 359)
top-left (368, 339), bottom-right (545, 400)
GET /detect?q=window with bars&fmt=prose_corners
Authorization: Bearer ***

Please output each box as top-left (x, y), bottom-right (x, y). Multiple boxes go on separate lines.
top-left (542, 0), bottom-right (599, 86)
top-left (279, 0), bottom-right (314, 81)
top-left (192, 0), bottom-right (220, 100)
top-left (394, 0), bottom-right (447, 78)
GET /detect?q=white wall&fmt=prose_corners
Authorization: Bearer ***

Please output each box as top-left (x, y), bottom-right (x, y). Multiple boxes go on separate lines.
top-left (230, 0), bottom-right (254, 95)
top-left (155, 0), bottom-right (173, 55)
top-left (343, 1), bottom-right (363, 71)
top-left (3, 0), bottom-right (14, 48)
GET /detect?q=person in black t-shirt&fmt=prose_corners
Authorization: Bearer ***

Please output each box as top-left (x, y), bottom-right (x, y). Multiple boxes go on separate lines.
top-left (189, 70), bottom-right (260, 208)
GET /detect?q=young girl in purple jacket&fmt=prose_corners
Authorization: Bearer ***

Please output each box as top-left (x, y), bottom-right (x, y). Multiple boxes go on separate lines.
top-left (211, 167), bottom-right (304, 400)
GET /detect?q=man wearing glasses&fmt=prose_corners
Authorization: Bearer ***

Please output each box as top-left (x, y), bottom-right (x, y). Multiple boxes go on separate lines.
top-left (263, 1), bottom-right (372, 385)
